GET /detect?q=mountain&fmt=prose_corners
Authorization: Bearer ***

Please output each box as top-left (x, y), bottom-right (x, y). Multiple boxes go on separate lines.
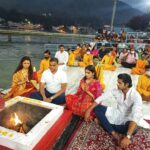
top-left (0, 0), bottom-right (142, 27)
top-left (121, 0), bottom-right (149, 12)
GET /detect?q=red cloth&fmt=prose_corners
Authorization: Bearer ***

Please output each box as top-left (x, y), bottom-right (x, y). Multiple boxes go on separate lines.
top-left (66, 79), bottom-right (102, 117)
top-left (0, 98), bottom-right (5, 109)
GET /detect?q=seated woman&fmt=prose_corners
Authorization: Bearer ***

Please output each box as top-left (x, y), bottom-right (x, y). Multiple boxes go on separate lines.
top-left (66, 65), bottom-right (103, 117)
top-left (4, 56), bottom-right (38, 100)
top-left (131, 54), bottom-right (148, 75)
top-left (101, 50), bottom-right (117, 71)
top-left (136, 65), bottom-right (150, 102)
top-left (118, 48), bottom-right (128, 64)
top-left (93, 56), bottom-right (105, 90)
top-left (91, 46), bottom-right (99, 57)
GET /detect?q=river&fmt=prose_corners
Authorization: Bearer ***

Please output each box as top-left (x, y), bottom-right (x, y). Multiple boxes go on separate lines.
top-left (0, 34), bottom-right (92, 89)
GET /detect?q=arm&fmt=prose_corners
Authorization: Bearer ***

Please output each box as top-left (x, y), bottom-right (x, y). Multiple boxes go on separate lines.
top-left (84, 89), bottom-right (114, 121)
top-left (12, 72), bottom-right (27, 87)
top-left (84, 102), bottom-right (98, 122)
top-left (120, 93), bottom-right (142, 149)
top-left (37, 60), bottom-right (44, 74)
top-left (120, 121), bottom-right (137, 149)
top-left (89, 81), bottom-right (103, 99)
top-left (39, 82), bottom-right (47, 101)
top-left (49, 83), bottom-right (67, 102)
top-left (137, 76), bottom-right (150, 96)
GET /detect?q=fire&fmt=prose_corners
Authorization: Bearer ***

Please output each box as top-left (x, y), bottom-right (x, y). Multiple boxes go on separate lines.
top-left (10, 113), bottom-right (25, 133)
top-left (14, 113), bottom-right (22, 126)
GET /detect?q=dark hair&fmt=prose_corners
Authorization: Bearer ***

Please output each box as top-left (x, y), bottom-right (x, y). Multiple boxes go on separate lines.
top-left (93, 56), bottom-right (99, 59)
top-left (44, 50), bottom-right (51, 55)
top-left (59, 44), bottom-right (64, 48)
top-left (50, 57), bottom-right (58, 64)
top-left (145, 65), bottom-right (150, 70)
top-left (83, 65), bottom-right (97, 80)
top-left (14, 56), bottom-right (33, 80)
top-left (118, 73), bottom-right (132, 88)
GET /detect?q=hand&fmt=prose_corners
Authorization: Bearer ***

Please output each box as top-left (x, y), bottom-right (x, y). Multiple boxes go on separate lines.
top-left (81, 83), bottom-right (88, 92)
top-left (43, 97), bottom-right (52, 103)
top-left (120, 136), bottom-right (131, 149)
top-left (84, 109), bottom-right (91, 122)
top-left (25, 76), bottom-right (30, 82)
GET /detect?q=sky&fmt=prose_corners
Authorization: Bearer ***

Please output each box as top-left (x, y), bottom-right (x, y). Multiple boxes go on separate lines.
top-left (121, 0), bottom-right (150, 12)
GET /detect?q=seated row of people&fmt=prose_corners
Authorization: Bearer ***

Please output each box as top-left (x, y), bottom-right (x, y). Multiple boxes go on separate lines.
top-left (1, 54), bottom-right (149, 148)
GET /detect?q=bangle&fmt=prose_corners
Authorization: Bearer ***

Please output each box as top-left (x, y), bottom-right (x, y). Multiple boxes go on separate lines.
top-left (126, 133), bottom-right (131, 139)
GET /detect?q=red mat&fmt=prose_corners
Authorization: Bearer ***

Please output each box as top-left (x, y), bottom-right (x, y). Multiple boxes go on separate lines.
top-left (0, 109), bottom-right (72, 150)
top-left (65, 121), bottom-right (150, 150)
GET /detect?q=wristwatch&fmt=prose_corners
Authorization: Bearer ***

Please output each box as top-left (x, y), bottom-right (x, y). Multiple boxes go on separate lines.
top-left (126, 133), bottom-right (131, 139)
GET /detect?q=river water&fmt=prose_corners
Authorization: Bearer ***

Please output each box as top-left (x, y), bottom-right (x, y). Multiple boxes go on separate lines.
top-left (0, 34), bottom-right (92, 89)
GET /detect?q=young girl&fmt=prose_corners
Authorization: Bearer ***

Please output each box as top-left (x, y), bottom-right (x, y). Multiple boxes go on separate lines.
top-left (66, 65), bottom-right (103, 117)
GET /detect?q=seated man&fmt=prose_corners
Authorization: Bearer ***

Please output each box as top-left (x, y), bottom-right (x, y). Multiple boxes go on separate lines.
top-left (85, 73), bottom-right (142, 149)
top-left (37, 50), bottom-right (51, 81)
top-left (30, 58), bottom-right (67, 105)
top-left (137, 65), bottom-right (150, 101)
top-left (55, 44), bottom-right (69, 71)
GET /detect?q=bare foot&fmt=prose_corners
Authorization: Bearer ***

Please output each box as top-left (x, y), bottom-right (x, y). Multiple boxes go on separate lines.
top-left (112, 131), bottom-right (122, 145)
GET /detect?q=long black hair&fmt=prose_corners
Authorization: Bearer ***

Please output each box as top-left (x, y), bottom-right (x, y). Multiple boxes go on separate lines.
top-left (14, 56), bottom-right (33, 80)
top-left (83, 65), bottom-right (97, 80)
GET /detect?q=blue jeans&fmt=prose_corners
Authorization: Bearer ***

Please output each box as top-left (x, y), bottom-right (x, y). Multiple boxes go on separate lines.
top-left (30, 89), bottom-right (66, 105)
top-left (94, 105), bottom-right (129, 134)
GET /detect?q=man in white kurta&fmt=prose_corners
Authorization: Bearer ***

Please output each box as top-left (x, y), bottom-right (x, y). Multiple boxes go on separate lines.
top-left (85, 73), bottom-right (142, 149)
top-left (30, 58), bottom-right (67, 104)
top-left (55, 44), bottom-right (69, 71)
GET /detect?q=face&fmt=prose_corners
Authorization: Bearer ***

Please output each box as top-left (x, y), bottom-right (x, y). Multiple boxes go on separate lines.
top-left (117, 79), bottom-right (128, 90)
top-left (49, 61), bottom-right (58, 73)
top-left (22, 60), bottom-right (30, 69)
top-left (85, 69), bottom-right (94, 79)
top-left (59, 46), bottom-right (65, 52)
top-left (93, 58), bottom-right (99, 66)
top-left (86, 51), bottom-right (90, 54)
top-left (123, 49), bottom-right (127, 53)
top-left (44, 53), bottom-right (50, 59)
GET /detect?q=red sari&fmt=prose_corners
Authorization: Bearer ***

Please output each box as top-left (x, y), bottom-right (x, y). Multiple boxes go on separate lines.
top-left (66, 79), bottom-right (103, 117)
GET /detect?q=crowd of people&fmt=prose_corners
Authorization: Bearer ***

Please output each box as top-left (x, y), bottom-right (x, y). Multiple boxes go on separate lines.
top-left (0, 39), bottom-right (150, 148)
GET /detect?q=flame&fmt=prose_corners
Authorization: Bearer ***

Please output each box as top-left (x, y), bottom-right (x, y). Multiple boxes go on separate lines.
top-left (14, 113), bottom-right (22, 126)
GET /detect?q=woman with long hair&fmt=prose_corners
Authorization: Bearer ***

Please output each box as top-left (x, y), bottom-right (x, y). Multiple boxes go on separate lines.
top-left (4, 56), bottom-right (38, 100)
top-left (66, 65), bottom-right (103, 117)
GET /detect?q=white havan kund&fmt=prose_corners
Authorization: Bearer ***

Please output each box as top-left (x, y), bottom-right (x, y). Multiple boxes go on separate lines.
top-left (0, 96), bottom-right (64, 150)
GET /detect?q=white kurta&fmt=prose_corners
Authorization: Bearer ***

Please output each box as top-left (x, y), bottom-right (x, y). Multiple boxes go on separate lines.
top-left (55, 51), bottom-right (69, 71)
top-left (95, 88), bottom-right (143, 125)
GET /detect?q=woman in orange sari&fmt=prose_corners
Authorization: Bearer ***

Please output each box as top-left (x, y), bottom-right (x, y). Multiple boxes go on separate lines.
top-left (4, 56), bottom-right (38, 100)
top-left (66, 65), bottom-right (103, 117)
